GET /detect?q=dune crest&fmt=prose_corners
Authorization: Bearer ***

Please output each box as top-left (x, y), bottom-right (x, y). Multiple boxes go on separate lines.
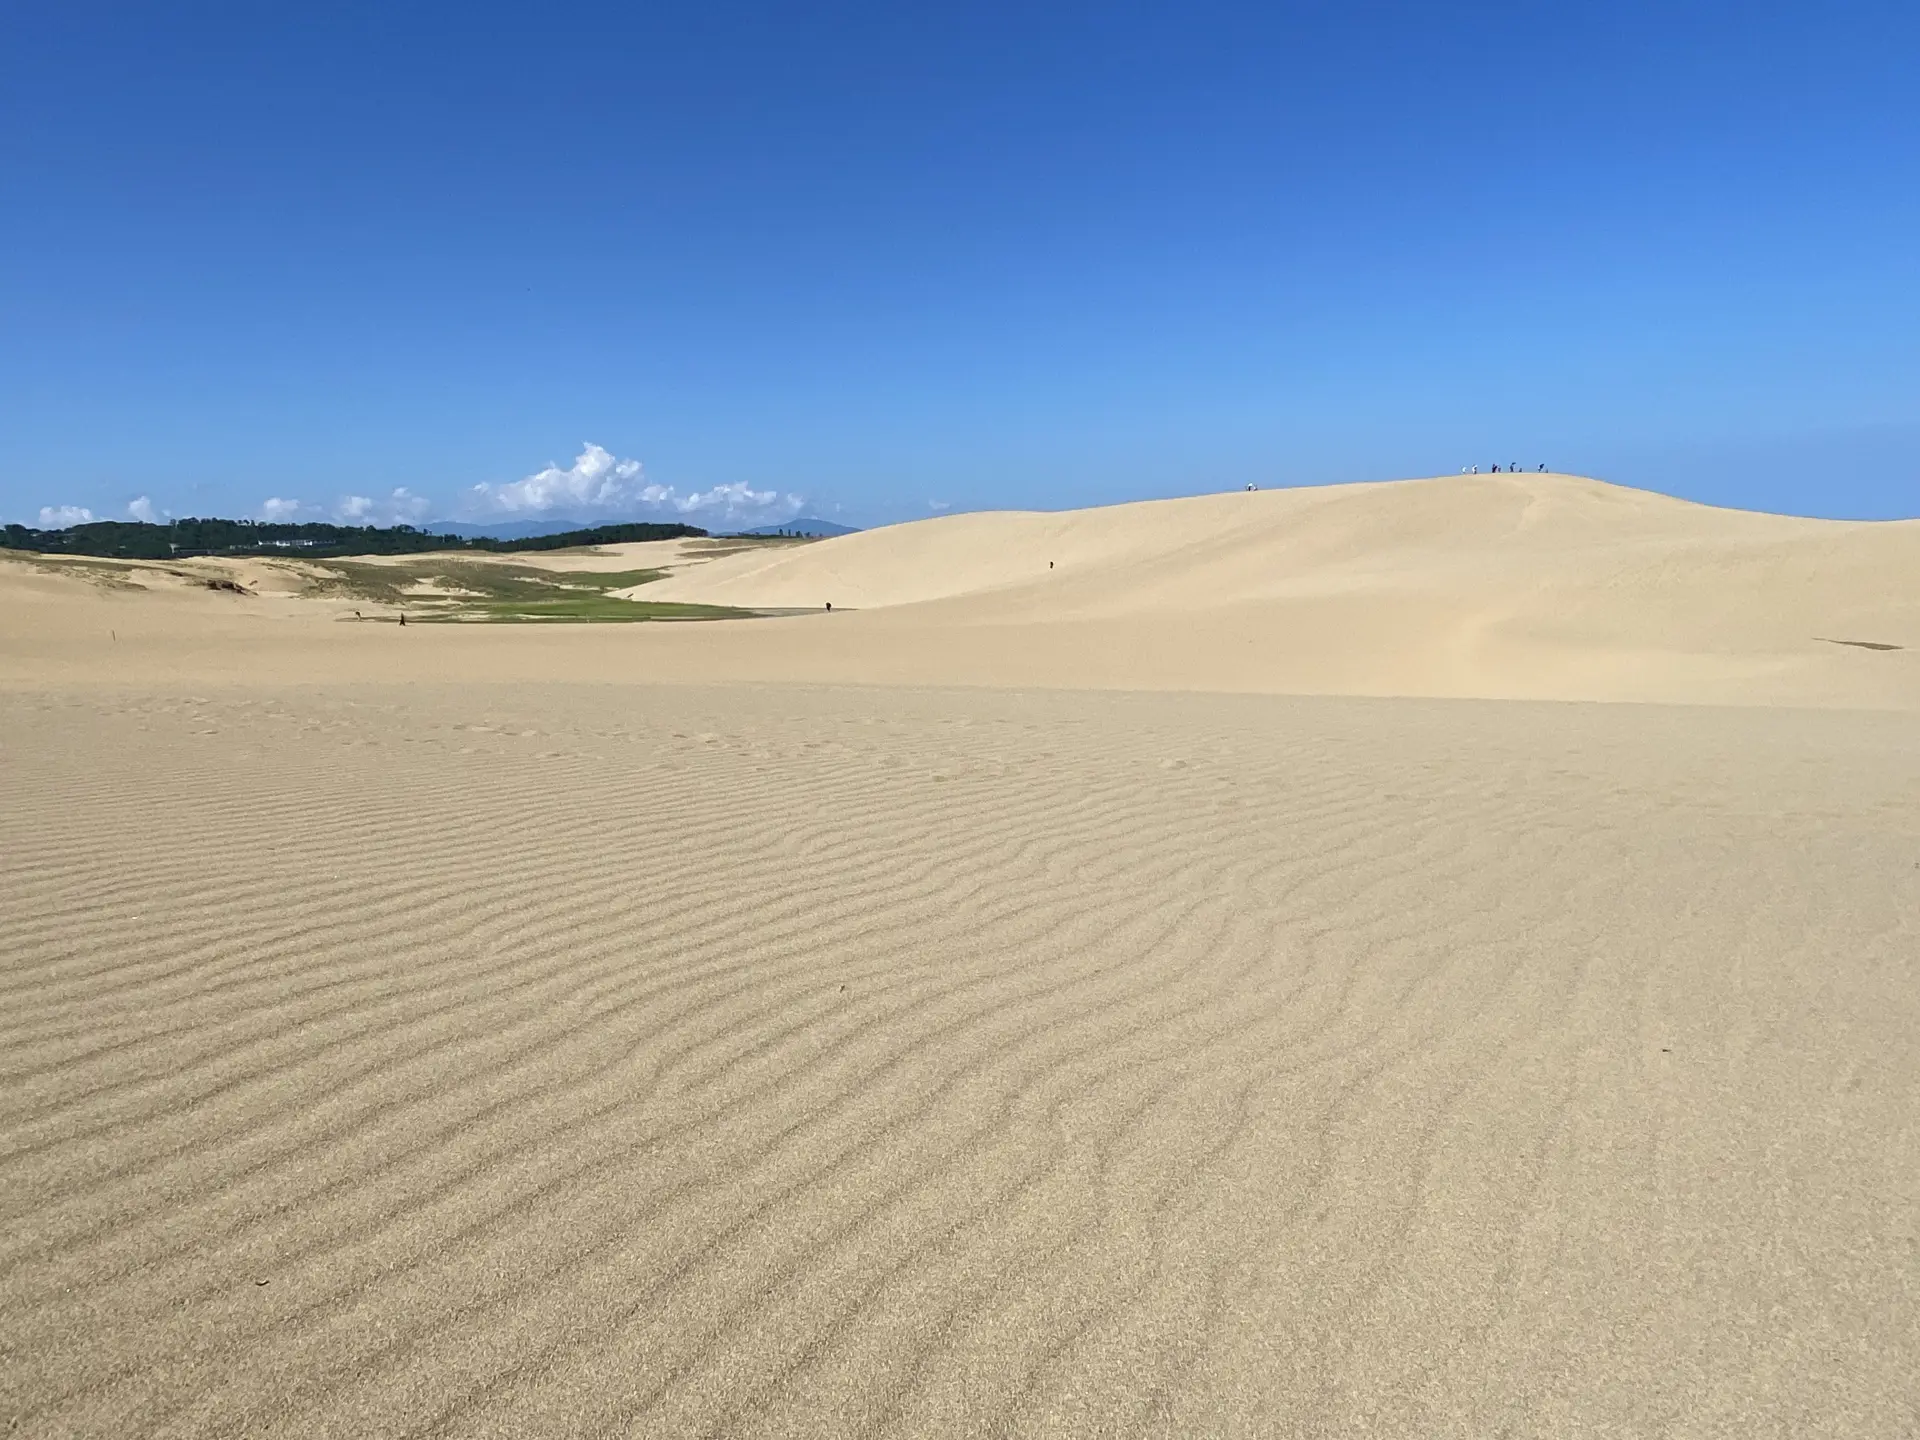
top-left (633, 472), bottom-right (1910, 611)
top-left (626, 472), bottom-right (1918, 705)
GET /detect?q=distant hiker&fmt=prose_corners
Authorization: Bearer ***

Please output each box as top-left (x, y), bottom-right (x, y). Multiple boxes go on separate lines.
top-left (1492, 463), bottom-right (1500, 473)
top-left (1471, 465), bottom-right (1478, 473)
top-left (1049, 561), bottom-right (1054, 569)
top-left (1538, 463), bottom-right (1547, 472)
top-left (1245, 483), bottom-right (1256, 492)
top-left (825, 602), bottom-right (832, 612)
top-left (398, 612), bottom-right (407, 627)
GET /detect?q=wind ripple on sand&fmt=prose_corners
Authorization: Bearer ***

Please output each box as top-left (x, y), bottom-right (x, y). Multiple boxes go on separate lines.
top-left (2, 685), bottom-right (1916, 1437)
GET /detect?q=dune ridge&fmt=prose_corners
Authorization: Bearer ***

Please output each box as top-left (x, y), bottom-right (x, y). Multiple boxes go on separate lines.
top-left (635, 472), bottom-right (1915, 614)
top-left (5, 473), bottom-right (1913, 707)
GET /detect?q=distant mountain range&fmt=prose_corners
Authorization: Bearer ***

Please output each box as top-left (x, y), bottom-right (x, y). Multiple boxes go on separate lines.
top-left (734, 518), bottom-right (860, 538)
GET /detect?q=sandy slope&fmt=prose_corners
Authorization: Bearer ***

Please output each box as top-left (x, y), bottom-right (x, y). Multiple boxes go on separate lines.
top-left (627, 473), bottom-right (1920, 705)
top-left (5, 474), bottom-right (1914, 706)
top-left (4, 476), bottom-right (1918, 1434)
top-left (3, 684), bottom-right (1915, 1436)
top-left (633, 472), bottom-right (1914, 613)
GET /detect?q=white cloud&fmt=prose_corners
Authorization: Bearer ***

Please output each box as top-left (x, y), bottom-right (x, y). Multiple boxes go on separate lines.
top-left (335, 488), bottom-right (429, 525)
top-left (128, 496), bottom-right (160, 524)
top-left (466, 443), bottom-right (803, 529)
top-left (651, 480), bottom-right (807, 526)
top-left (472, 443), bottom-right (643, 515)
top-left (251, 489), bottom-right (433, 527)
top-left (927, 499), bottom-right (951, 512)
top-left (39, 505), bottom-right (95, 527)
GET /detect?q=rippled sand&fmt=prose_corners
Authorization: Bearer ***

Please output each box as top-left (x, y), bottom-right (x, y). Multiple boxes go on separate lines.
top-left (4, 683), bottom-right (1915, 1436)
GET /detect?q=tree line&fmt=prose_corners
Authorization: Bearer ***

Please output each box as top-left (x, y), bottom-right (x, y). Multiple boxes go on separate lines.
top-left (1, 517), bottom-right (708, 560)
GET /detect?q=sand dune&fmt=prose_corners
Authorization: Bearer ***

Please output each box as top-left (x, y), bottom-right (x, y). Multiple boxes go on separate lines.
top-left (635, 472), bottom-right (1911, 614)
top-left (628, 473), bottom-right (1920, 705)
top-left (3, 475), bottom-right (1918, 1434)
top-left (5, 473), bottom-right (1913, 706)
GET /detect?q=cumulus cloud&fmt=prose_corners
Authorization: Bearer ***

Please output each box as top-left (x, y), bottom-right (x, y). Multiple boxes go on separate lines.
top-left (467, 443), bottom-right (803, 529)
top-left (259, 497), bottom-right (305, 522)
top-left (128, 496), bottom-right (160, 523)
top-left (38, 505), bottom-right (95, 527)
top-left (472, 443), bottom-right (643, 515)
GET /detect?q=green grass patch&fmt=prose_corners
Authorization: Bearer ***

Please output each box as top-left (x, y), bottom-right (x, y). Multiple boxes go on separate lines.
top-left (315, 560), bottom-right (668, 606)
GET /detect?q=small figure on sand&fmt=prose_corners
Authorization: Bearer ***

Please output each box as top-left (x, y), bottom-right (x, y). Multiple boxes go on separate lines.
top-left (398, 613), bottom-right (407, 627)
top-left (825, 602), bottom-right (832, 612)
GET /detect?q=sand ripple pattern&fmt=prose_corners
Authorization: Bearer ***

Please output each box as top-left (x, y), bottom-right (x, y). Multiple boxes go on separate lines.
top-left (3, 685), bottom-right (1917, 1437)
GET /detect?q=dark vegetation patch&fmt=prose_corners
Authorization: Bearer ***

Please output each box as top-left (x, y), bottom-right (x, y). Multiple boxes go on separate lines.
top-left (1816, 637), bottom-right (1905, 652)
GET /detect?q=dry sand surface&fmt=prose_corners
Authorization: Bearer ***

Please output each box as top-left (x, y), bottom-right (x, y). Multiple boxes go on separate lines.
top-left (3, 474), bottom-right (1919, 1436)
top-left (3, 473), bottom-right (1915, 705)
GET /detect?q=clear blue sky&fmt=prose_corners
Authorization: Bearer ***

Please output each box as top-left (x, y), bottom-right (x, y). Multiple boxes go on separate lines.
top-left (4, 1), bottom-right (1916, 529)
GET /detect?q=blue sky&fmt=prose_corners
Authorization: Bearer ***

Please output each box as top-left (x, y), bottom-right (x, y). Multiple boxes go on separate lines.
top-left (4, 1), bottom-right (1916, 530)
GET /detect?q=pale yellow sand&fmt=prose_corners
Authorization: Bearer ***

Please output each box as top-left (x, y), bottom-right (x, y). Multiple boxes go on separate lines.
top-left (4, 474), bottom-right (1915, 705)
top-left (3, 476), bottom-right (1918, 1435)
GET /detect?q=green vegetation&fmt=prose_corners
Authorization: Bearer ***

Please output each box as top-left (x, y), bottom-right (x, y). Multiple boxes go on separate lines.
top-left (314, 559), bottom-right (665, 604)
top-left (5, 526), bottom-right (769, 624)
top-left (318, 558), bottom-right (752, 623)
top-left (0, 517), bottom-right (706, 560)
